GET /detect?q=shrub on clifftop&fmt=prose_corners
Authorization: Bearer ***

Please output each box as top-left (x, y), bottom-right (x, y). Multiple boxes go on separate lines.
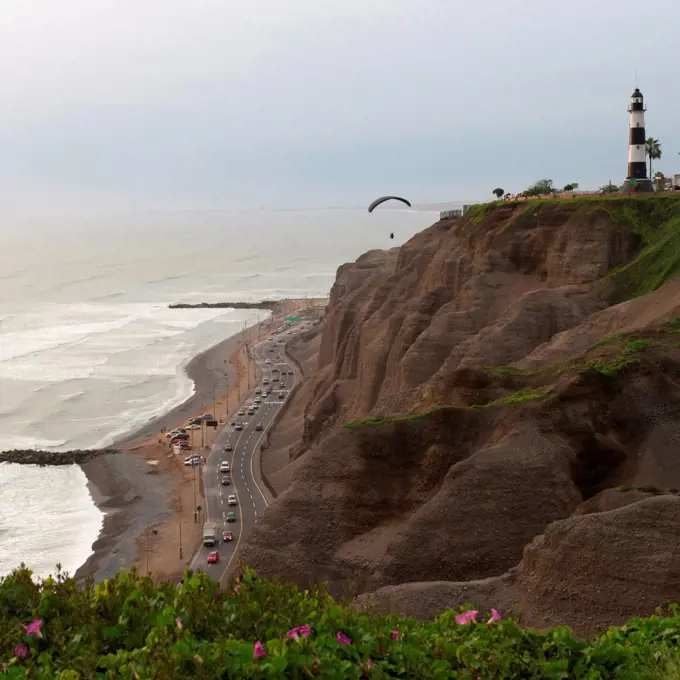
top-left (0, 566), bottom-right (679, 678)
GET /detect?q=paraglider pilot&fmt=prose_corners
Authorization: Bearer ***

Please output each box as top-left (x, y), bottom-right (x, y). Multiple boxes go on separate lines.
top-left (389, 232), bottom-right (394, 239)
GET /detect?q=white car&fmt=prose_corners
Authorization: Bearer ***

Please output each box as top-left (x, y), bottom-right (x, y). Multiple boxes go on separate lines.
top-left (265, 359), bottom-right (271, 364)
top-left (227, 494), bottom-right (238, 506)
top-left (237, 409), bottom-right (245, 416)
top-left (220, 461), bottom-right (230, 473)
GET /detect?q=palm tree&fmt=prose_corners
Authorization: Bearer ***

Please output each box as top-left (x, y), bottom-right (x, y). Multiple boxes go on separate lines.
top-left (645, 138), bottom-right (662, 178)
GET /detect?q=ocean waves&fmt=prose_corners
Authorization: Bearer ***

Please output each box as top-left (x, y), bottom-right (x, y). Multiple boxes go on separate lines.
top-left (0, 206), bottom-right (436, 579)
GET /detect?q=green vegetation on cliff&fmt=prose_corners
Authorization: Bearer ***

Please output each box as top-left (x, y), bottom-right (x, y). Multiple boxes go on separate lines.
top-left (468, 194), bottom-right (680, 303)
top-left (1, 566), bottom-right (679, 678)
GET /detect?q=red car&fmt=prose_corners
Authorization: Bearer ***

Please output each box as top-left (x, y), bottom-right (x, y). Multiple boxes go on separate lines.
top-left (207, 551), bottom-right (220, 564)
top-left (222, 531), bottom-right (234, 542)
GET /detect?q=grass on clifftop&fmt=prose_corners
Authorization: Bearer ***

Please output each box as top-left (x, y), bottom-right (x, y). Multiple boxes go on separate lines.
top-left (465, 195), bottom-right (680, 303)
top-left (1, 566), bottom-right (679, 679)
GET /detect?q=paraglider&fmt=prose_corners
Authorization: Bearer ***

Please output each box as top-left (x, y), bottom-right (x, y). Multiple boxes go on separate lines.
top-left (367, 196), bottom-right (412, 213)
top-left (389, 232), bottom-right (394, 239)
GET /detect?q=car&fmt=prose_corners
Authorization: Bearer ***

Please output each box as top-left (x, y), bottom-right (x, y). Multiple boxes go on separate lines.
top-left (226, 512), bottom-right (237, 523)
top-left (173, 432), bottom-right (190, 440)
top-left (247, 408), bottom-right (254, 415)
top-left (272, 367), bottom-right (279, 373)
top-left (237, 409), bottom-right (245, 416)
top-left (255, 388), bottom-right (261, 395)
top-left (255, 422), bottom-right (263, 431)
top-left (278, 392), bottom-right (285, 399)
top-left (254, 397), bottom-right (261, 403)
top-left (220, 461), bottom-right (230, 473)
top-left (184, 458), bottom-right (200, 466)
top-left (202, 413), bottom-right (213, 420)
top-left (221, 475), bottom-right (231, 486)
top-left (207, 551), bottom-right (219, 564)
top-left (230, 420), bottom-right (236, 426)
top-left (227, 494), bottom-right (237, 506)
top-left (272, 376), bottom-right (279, 382)
top-left (265, 359), bottom-right (271, 364)
top-left (287, 370), bottom-right (294, 375)
top-left (186, 423), bottom-right (201, 430)
top-left (234, 423), bottom-right (243, 431)
top-left (224, 444), bottom-right (232, 452)
top-left (263, 379), bottom-right (269, 385)
top-left (223, 530), bottom-right (234, 542)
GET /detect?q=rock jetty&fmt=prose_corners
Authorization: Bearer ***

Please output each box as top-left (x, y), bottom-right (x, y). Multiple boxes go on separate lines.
top-left (0, 448), bottom-right (120, 466)
top-left (168, 301), bottom-right (281, 310)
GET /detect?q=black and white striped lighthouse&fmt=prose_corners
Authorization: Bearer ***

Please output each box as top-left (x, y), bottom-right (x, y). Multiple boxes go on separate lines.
top-left (623, 87), bottom-right (654, 192)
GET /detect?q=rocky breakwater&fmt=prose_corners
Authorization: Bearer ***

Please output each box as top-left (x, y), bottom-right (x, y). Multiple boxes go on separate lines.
top-left (240, 195), bottom-right (680, 636)
top-left (168, 301), bottom-right (281, 310)
top-left (0, 448), bottom-right (120, 466)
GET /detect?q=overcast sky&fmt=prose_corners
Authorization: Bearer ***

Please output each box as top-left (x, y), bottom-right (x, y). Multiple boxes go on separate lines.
top-left (0, 0), bottom-right (677, 215)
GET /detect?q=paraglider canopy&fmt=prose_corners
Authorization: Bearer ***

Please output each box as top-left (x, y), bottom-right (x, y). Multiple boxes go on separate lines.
top-left (368, 196), bottom-right (412, 213)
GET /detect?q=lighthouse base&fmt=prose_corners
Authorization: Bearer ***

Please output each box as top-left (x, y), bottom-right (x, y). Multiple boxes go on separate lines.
top-left (621, 178), bottom-right (655, 194)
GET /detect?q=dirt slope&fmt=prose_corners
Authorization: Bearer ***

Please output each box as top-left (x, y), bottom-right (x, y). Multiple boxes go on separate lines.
top-left (242, 197), bottom-right (680, 636)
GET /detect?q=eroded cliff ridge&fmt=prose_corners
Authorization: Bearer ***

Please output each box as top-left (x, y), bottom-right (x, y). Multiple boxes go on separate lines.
top-left (241, 197), bottom-right (680, 636)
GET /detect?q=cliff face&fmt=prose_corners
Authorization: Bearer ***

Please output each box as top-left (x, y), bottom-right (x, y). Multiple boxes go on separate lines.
top-left (241, 197), bottom-right (680, 636)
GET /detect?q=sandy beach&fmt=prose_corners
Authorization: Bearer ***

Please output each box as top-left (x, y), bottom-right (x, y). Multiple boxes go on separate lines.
top-left (75, 299), bottom-right (312, 583)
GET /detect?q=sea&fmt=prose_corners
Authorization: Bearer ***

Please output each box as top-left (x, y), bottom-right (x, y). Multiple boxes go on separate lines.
top-left (0, 208), bottom-right (436, 578)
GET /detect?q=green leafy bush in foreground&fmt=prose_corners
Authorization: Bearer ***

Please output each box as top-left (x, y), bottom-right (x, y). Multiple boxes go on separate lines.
top-left (1, 567), bottom-right (679, 678)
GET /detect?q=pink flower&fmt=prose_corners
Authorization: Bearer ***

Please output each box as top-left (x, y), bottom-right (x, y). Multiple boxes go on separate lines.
top-left (253, 640), bottom-right (266, 659)
top-left (487, 608), bottom-right (501, 624)
top-left (24, 619), bottom-right (43, 638)
top-left (336, 631), bottom-right (352, 645)
top-left (455, 610), bottom-right (478, 625)
top-left (234, 582), bottom-right (241, 594)
top-left (193, 654), bottom-right (203, 664)
top-left (14, 645), bottom-right (28, 658)
top-left (286, 625), bottom-right (312, 641)
top-left (175, 616), bottom-right (183, 630)
top-left (391, 630), bottom-right (399, 641)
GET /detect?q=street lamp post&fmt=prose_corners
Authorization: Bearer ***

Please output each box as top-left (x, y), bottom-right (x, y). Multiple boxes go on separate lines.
top-left (192, 460), bottom-right (197, 523)
top-left (177, 494), bottom-right (183, 560)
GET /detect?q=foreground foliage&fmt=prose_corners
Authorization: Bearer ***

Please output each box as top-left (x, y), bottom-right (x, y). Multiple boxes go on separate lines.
top-left (0, 566), bottom-right (679, 678)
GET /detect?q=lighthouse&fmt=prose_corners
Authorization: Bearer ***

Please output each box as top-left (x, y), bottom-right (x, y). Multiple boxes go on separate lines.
top-left (623, 87), bottom-right (654, 193)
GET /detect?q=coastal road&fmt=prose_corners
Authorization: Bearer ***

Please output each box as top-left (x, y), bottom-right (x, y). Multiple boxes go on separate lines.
top-left (189, 324), bottom-right (303, 582)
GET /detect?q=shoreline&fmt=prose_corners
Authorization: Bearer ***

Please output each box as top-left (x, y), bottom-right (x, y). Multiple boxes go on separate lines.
top-left (74, 299), bottom-right (310, 583)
